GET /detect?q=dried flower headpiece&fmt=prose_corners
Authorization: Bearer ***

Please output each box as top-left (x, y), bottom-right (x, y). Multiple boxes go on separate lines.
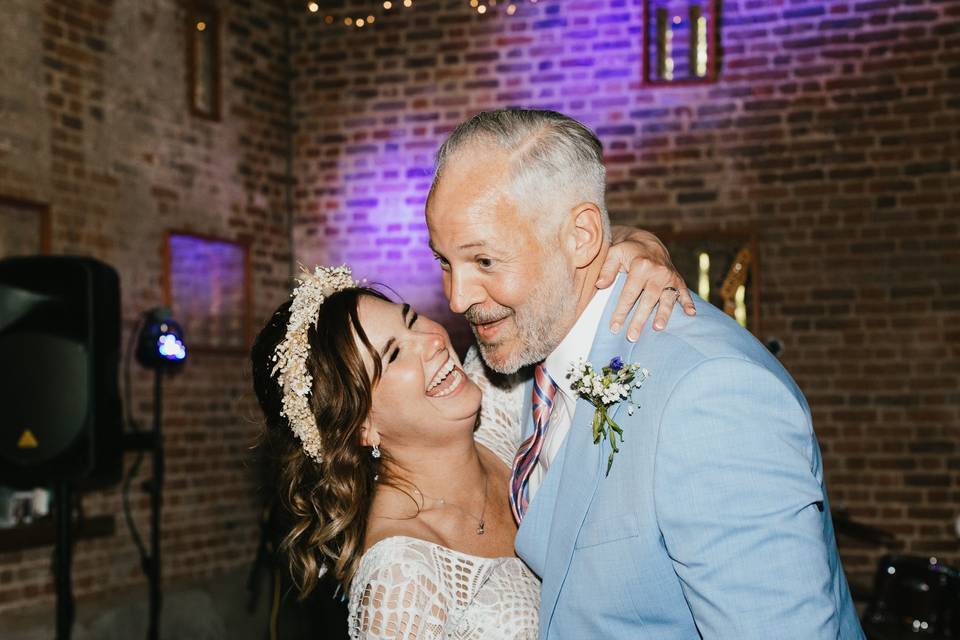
top-left (271, 265), bottom-right (359, 464)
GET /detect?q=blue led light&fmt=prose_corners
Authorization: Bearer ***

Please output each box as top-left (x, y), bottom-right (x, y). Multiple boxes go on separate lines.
top-left (157, 333), bottom-right (187, 361)
top-left (136, 308), bottom-right (187, 370)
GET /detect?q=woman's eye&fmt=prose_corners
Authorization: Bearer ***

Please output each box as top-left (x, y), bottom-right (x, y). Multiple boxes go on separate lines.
top-left (433, 254), bottom-right (450, 269)
top-left (388, 348), bottom-right (399, 363)
top-left (477, 257), bottom-right (493, 268)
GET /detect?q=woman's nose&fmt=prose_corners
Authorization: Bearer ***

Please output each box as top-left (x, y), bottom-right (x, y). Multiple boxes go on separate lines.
top-left (420, 330), bottom-right (446, 358)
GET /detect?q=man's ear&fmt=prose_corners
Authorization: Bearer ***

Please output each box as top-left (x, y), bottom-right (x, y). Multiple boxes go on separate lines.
top-left (568, 202), bottom-right (605, 269)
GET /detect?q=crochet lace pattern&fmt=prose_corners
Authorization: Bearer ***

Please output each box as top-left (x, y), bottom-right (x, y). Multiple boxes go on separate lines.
top-left (348, 347), bottom-right (539, 639)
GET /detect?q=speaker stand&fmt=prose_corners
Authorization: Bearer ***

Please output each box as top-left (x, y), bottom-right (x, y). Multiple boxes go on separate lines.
top-left (54, 481), bottom-right (74, 640)
top-left (121, 369), bottom-right (166, 640)
top-left (147, 369), bottom-right (165, 640)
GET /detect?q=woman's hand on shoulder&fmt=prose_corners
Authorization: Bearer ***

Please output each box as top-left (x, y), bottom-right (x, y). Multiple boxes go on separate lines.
top-left (598, 225), bottom-right (696, 341)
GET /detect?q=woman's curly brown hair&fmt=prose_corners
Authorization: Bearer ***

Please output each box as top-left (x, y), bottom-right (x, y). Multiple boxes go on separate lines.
top-left (251, 287), bottom-right (391, 598)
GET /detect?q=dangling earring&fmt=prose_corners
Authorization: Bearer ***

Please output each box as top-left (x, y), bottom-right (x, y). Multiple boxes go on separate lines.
top-left (371, 444), bottom-right (381, 459)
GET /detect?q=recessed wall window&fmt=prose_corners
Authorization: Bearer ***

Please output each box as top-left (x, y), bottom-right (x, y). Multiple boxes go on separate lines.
top-left (643, 0), bottom-right (717, 85)
top-left (660, 229), bottom-right (759, 335)
top-left (164, 232), bottom-right (251, 353)
top-left (0, 196), bottom-right (50, 258)
top-left (186, 2), bottom-right (221, 120)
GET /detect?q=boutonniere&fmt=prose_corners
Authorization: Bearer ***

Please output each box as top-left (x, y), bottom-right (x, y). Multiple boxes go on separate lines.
top-left (567, 356), bottom-right (651, 475)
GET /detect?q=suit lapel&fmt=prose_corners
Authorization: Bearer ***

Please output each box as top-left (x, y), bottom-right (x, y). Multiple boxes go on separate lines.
top-left (540, 278), bottom-right (636, 631)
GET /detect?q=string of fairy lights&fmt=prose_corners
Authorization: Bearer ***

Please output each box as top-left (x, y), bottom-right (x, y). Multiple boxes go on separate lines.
top-left (306, 0), bottom-right (542, 29)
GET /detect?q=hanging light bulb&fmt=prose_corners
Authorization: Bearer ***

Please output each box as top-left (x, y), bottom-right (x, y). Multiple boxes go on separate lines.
top-left (322, 0), bottom-right (551, 31)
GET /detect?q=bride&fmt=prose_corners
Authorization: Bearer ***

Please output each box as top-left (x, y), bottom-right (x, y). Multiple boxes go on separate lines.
top-left (251, 250), bottom-right (687, 638)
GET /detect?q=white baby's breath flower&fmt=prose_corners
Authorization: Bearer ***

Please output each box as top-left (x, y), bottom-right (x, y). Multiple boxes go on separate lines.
top-left (272, 265), bottom-right (359, 465)
top-left (567, 355), bottom-right (651, 475)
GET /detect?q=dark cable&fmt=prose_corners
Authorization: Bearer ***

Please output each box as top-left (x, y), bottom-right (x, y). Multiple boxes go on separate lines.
top-left (123, 316), bottom-right (144, 433)
top-left (120, 316), bottom-right (148, 565)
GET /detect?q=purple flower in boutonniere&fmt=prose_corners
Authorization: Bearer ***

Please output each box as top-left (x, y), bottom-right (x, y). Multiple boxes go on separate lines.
top-left (567, 356), bottom-right (651, 475)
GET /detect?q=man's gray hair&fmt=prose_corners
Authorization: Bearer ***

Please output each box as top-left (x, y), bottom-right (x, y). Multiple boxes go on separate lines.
top-left (430, 109), bottom-right (609, 242)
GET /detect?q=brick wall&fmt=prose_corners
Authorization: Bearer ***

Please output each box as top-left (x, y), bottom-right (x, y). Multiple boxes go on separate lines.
top-left (0, 0), bottom-right (291, 615)
top-left (290, 0), bottom-right (960, 582)
top-left (1, 0), bottom-right (956, 618)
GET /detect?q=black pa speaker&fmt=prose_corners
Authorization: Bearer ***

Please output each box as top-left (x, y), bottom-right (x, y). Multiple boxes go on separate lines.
top-left (0, 256), bottom-right (122, 489)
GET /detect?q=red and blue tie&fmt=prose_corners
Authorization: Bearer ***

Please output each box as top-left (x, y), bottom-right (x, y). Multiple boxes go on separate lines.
top-left (509, 363), bottom-right (559, 524)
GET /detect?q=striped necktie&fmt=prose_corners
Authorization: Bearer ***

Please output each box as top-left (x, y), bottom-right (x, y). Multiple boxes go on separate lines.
top-left (509, 363), bottom-right (559, 524)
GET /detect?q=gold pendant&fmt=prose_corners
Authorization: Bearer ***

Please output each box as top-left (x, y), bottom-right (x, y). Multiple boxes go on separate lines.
top-left (476, 521), bottom-right (485, 535)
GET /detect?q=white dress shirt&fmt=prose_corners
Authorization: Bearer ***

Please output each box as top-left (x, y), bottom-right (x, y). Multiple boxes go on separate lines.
top-left (527, 282), bottom-right (615, 499)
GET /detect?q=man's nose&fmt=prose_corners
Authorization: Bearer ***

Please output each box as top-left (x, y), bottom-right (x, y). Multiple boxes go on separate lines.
top-left (447, 269), bottom-right (483, 315)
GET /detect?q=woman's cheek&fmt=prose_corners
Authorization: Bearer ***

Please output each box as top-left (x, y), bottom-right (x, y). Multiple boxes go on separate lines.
top-left (387, 366), bottom-right (421, 401)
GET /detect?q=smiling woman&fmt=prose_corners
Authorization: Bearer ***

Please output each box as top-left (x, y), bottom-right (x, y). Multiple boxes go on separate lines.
top-left (357, 296), bottom-right (483, 447)
top-left (252, 285), bottom-right (389, 597)
top-left (251, 270), bottom-right (541, 640)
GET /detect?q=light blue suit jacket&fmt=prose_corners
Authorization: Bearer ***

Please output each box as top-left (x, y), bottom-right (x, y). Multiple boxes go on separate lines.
top-left (515, 280), bottom-right (864, 639)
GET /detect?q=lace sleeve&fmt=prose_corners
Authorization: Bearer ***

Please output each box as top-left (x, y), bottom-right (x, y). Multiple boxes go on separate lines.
top-left (462, 346), bottom-right (526, 468)
top-left (351, 553), bottom-right (449, 639)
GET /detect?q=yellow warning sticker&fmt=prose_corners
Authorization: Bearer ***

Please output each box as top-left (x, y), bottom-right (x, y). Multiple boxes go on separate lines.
top-left (17, 430), bottom-right (39, 449)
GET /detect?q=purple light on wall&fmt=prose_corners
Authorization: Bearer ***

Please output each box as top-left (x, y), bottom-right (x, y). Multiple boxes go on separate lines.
top-left (167, 233), bottom-right (248, 350)
top-left (296, 0), bottom-right (742, 346)
top-left (297, 134), bottom-right (442, 309)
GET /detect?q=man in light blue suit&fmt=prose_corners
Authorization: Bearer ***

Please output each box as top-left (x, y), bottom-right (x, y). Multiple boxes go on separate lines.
top-left (427, 108), bottom-right (864, 638)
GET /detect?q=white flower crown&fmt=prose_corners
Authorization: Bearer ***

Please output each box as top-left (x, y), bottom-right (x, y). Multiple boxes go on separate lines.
top-left (271, 265), bottom-right (359, 464)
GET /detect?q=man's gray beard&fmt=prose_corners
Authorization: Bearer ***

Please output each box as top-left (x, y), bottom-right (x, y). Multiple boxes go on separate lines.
top-left (472, 263), bottom-right (576, 375)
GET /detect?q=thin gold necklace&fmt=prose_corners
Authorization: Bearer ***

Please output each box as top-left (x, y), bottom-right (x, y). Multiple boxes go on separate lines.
top-left (416, 467), bottom-right (489, 535)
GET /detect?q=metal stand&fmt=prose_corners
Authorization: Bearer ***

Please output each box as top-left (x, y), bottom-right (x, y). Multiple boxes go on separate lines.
top-left (122, 369), bottom-right (165, 640)
top-left (147, 370), bottom-right (164, 640)
top-left (54, 481), bottom-right (74, 640)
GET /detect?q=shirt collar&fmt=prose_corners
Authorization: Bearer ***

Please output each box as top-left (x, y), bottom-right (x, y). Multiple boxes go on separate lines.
top-left (543, 274), bottom-right (618, 403)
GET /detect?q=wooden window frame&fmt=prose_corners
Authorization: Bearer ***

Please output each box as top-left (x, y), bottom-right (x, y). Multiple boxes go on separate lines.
top-left (162, 230), bottom-right (252, 355)
top-left (656, 226), bottom-right (760, 336)
top-left (641, 0), bottom-right (719, 86)
top-left (184, 0), bottom-right (222, 121)
top-left (0, 195), bottom-right (52, 255)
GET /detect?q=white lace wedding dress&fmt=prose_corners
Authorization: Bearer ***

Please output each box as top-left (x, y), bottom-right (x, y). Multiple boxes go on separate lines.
top-left (348, 348), bottom-right (539, 639)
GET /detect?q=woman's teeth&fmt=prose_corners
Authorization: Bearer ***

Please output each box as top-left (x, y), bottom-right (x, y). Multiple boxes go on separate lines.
top-left (426, 355), bottom-right (464, 398)
top-left (429, 369), bottom-right (463, 397)
top-left (427, 358), bottom-right (455, 392)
